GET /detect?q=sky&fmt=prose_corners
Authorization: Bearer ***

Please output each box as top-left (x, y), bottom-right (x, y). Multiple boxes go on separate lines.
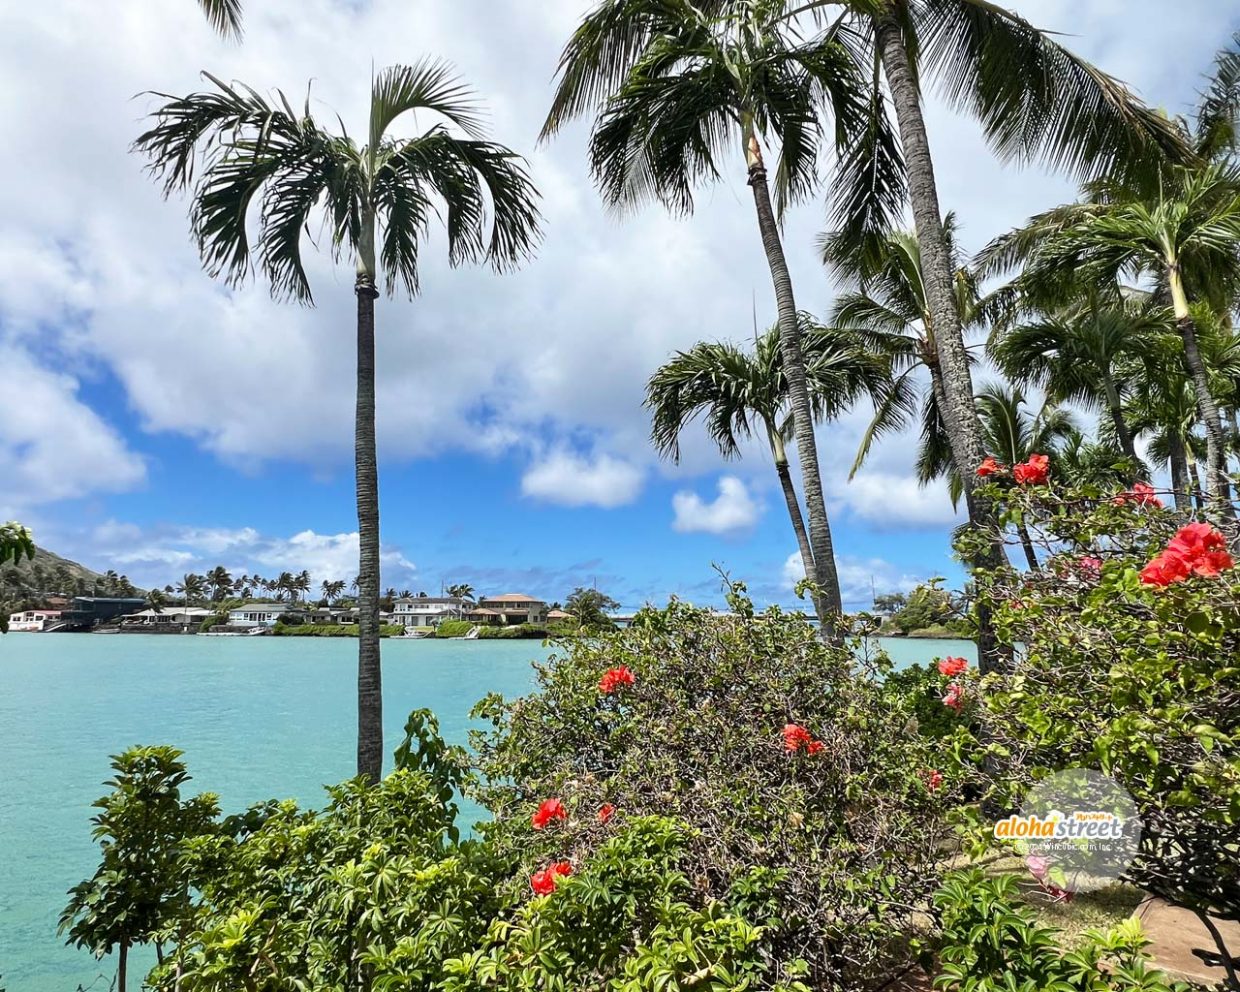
top-left (1, 0), bottom-right (1237, 611)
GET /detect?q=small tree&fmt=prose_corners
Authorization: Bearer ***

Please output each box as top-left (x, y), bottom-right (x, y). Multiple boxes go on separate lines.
top-left (60, 747), bottom-right (220, 992)
top-left (563, 587), bottom-right (620, 630)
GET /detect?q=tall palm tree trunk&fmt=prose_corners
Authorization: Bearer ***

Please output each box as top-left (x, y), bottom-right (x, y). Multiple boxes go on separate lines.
top-left (769, 429), bottom-right (830, 623)
top-left (355, 275), bottom-right (384, 782)
top-left (1168, 433), bottom-right (1193, 512)
top-left (746, 136), bottom-right (843, 633)
top-left (875, 11), bottom-right (1007, 671)
top-left (1102, 375), bottom-right (1138, 465)
top-left (1169, 270), bottom-right (1233, 512)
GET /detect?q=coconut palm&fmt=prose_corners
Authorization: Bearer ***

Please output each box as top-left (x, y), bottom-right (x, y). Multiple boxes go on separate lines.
top-left (921, 383), bottom-right (1077, 572)
top-left (197, 0), bottom-right (242, 39)
top-left (446, 583), bottom-right (474, 602)
top-left (1124, 372), bottom-right (1209, 512)
top-left (823, 214), bottom-right (993, 479)
top-left (647, 314), bottom-right (890, 624)
top-left (542, 0), bottom-right (907, 632)
top-left (988, 291), bottom-right (1165, 471)
top-left (205, 566), bottom-right (233, 602)
top-left (980, 164), bottom-right (1240, 508)
top-left (136, 63), bottom-right (541, 781)
top-left (1056, 429), bottom-right (1132, 491)
top-left (175, 573), bottom-right (205, 606)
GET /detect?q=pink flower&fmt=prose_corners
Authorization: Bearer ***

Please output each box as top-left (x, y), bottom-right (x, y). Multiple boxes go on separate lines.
top-left (926, 770), bottom-right (944, 791)
top-left (937, 656), bottom-right (968, 677)
top-left (597, 803), bottom-right (616, 824)
top-left (1012, 453), bottom-right (1050, 485)
top-left (1026, 855), bottom-right (1049, 880)
top-left (599, 665), bottom-right (636, 694)
top-left (942, 683), bottom-right (965, 712)
top-left (1078, 555), bottom-right (1102, 577)
top-left (531, 798), bottom-right (567, 831)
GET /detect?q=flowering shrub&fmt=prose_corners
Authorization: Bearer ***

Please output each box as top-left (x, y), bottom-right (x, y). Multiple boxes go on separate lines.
top-left (469, 589), bottom-right (955, 990)
top-left (598, 664), bottom-right (636, 693)
top-left (1012, 453), bottom-right (1050, 485)
top-left (956, 483), bottom-right (1240, 933)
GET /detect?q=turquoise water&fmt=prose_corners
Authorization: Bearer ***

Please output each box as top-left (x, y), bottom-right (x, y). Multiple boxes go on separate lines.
top-left (0, 633), bottom-right (973, 990)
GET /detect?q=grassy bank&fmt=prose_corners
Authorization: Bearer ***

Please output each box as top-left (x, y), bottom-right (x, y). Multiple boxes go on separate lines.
top-left (272, 623), bottom-right (406, 638)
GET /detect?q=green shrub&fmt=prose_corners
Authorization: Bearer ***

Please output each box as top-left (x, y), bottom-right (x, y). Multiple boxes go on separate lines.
top-left (271, 623), bottom-right (404, 637)
top-left (198, 614), bottom-right (226, 633)
top-left (932, 869), bottom-right (1190, 992)
top-left (958, 482), bottom-right (1240, 923)
top-left (469, 587), bottom-right (955, 990)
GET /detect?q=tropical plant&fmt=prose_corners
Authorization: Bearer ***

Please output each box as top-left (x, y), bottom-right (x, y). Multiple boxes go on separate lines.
top-left (921, 383), bottom-right (1077, 570)
top-left (824, 214), bottom-right (989, 480)
top-left (60, 747), bottom-right (220, 992)
top-left (446, 582), bottom-right (474, 602)
top-left (562, 586), bottom-right (620, 629)
top-left (988, 289), bottom-right (1165, 471)
top-left (196, 0), bottom-right (241, 39)
top-left (542, 0), bottom-right (907, 633)
top-left (979, 164), bottom-right (1240, 509)
top-left (136, 62), bottom-right (541, 780)
top-left (321, 578), bottom-right (346, 604)
top-left (646, 316), bottom-right (890, 623)
top-left (0, 522), bottom-right (34, 567)
top-left (175, 573), bottom-right (205, 606)
top-left (205, 565), bottom-right (232, 601)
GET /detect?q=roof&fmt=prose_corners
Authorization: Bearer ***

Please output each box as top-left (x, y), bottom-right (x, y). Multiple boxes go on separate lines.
top-left (72, 597), bottom-right (146, 605)
top-left (546, 609), bottom-right (573, 619)
top-left (231, 603), bottom-right (295, 612)
top-left (394, 597), bottom-right (463, 606)
top-left (481, 594), bottom-right (544, 604)
top-left (466, 607), bottom-right (501, 616)
top-left (124, 608), bottom-right (212, 619)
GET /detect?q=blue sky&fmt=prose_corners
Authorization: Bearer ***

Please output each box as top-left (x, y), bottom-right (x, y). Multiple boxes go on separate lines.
top-left (2, 0), bottom-right (1237, 611)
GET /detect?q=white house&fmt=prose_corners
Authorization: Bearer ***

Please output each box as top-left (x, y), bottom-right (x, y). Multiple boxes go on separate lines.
top-left (120, 607), bottom-right (214, 628)
top-left (7, 609), bottom-right (62, 632)
top-left (227, 603), bottom-right (297, 628)
top-left (391, 596), bottom-right (466, 628)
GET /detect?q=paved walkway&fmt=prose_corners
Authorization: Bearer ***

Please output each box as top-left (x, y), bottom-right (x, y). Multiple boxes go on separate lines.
top-left (1135, 896), bottom-right (1240, 986)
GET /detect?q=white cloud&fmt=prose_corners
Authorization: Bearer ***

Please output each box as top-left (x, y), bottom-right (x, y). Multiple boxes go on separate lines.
top-left (0, 345), bottom-right (145, 514)
top-left (838, 472), bottom-right (966, 530)
top-left (673, 476), bottom-right (762, 534)
top-left (54, 521), bottom-right (417, 591)
top-left (521, 450), bottom-right (645, 508)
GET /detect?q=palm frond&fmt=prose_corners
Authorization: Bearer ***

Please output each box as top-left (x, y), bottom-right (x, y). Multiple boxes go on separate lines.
top-left (198, 0), bottom-right (242, 40)
top-left (369, 60), bottom-right (486, 151)
top-left (1195, 32), bottom-right (1240, 159)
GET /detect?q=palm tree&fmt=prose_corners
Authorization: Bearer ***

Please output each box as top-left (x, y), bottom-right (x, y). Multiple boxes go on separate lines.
top-left (988, 290), bottom-right (1164, 471)
top-left (197, 0), bottom-right (242, 39)
top-left (136, 63), bottom-right (541, 781)
top-left (921, 384), bottom-right (1077, 572)
top-left (1056, 429), bottom-right (1132, 491)
top-left (1125, 372), bottom-right (1208, 512)
top-left (542, 1), bottom-right (904, 633)
top-left (205, 566), bottom-right (233, 602)
top-left (446, 583), bottom-right (474, 602)
top-left (980, 164), bottom-right (1240, 508)
top-left (321, 579), bottom-right (346, 604)
top-left (823, 214), bottom-right (990, 480)
top-left (175, 573), bottom-right (204, 606)
top-left (647, 314), bottom-right (890, 623)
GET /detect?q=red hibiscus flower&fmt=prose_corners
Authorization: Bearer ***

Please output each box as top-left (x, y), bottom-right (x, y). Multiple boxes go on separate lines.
top-left (598, 665), bottom-right (636, 694)
top-left (937, 656), bottom-right (968, 677)
top-left (782, 723), bottom-right (824, 755)
top-left (531, 797), bottom-right (567, 831)
top-left (1012, 453), bottom-right (1050, 485)
top-left (1115, 481), bottom-right (1162, 507)
top-left (976, 457), bottom-right (1003, 477)
top-left (942, 683), bottom-right (965, 712)
top-left (1141, 524), bottom-right (1235, 586)
top-left (597, 803), bottom-right (616, 824)
top-left (530, 867), bottom-right (557, 895)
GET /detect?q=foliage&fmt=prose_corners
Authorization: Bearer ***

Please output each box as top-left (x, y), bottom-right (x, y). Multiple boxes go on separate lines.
top-left (271, 622), bottom-right (405, 637)
top-left (469, 589), bottom-right (956, 990)
top-left (563, 587), bottom-right (621, 629)
top-left (957, 482), bottom-right (1240, 923)
top-left (0, 521), bottom-right (34, 567)
top-left (60, 748), bottom-right (220, 988)
top-left (933, 869), bottom-right (1191, 992)
top-left (884, 580), bottom-right (968, 636)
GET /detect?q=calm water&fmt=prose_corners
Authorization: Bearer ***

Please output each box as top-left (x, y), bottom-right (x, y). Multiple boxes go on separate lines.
top-left (0, 633), bottom-right (973, 991)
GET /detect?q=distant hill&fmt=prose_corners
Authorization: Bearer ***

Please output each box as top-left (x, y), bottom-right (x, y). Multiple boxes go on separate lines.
top-left (2, 545), bottom-right (142, 597)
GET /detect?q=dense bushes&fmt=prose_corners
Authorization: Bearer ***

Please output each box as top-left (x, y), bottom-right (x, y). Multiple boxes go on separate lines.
top-left (958, 480), bottom-right (1240, 940)
top-left (272, 622), bottom-right (405, 637)
top-left (433, 619), bottom-right (474, 638)
top-left (469, 590), bottom-right (956, 990)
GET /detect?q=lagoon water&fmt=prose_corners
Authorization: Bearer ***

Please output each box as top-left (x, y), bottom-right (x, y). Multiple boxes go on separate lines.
top-left (0, 633), bottom-right (974, 990)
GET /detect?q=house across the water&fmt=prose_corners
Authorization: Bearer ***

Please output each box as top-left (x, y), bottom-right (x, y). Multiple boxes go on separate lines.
top-left (7, 609), bottom-right (62, 632)
top-left (391, 595), bottom-right (466, 628)
top-left (466, 594), bottom-right (549, 626)
top-left (59, 597), bottom-right (147, 630)
top-left (227, 603), bottom-right (298, 628)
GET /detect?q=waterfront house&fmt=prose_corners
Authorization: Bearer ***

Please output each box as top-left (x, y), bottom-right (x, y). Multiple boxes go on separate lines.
top-left (471, 594), bottom-right (548, 626)
top-left (59, 597), bottom-right (147, 630)
top-left (391, 595), bottom-right (466, 628)
top-left (227, 603), bottom-right (297, 628)
top-left (7, 609), bottom-right (62, 632)
top-left (119, 607), bottom-right (214, 630)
